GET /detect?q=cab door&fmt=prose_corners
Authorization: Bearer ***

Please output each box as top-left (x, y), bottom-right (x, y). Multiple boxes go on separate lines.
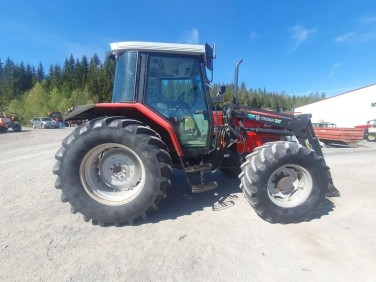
top-left (144, 54), bottom-right (212, 151)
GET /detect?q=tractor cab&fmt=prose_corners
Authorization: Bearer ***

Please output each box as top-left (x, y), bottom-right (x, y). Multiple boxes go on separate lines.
top-left (110, 42), bottom-right (214, 155)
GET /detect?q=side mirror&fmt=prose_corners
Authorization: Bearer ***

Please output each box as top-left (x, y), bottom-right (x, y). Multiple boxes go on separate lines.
top-left (212, 86), bottom-right (226, 104)
top-left (205, 44), bottom-right (215, 71)
top-left (108, 53), bottom-right (116, 61)
top-left (218, 85), bottom-right (226, 95)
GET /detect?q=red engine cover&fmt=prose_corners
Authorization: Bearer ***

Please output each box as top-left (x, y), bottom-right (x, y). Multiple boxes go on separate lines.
top-left (235, 118), bottom-right (280, 153)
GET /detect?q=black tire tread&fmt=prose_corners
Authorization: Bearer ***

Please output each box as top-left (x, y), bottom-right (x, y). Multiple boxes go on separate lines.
top-left (54, 117), bottom-right (172, 226)
top-left (240, 141), bottom-right (328, 224)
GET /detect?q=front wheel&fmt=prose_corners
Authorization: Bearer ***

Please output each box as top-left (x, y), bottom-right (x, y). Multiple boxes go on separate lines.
top-left (367, 133), bottom-right (376, 142)
top-left (53, 117), bottom-right (173, 226)
top-left (240, 141), bottom-right (328, 223)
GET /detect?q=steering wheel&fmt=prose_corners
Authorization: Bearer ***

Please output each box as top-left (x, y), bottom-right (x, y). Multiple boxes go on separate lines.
top-left (176, 91), bottom-right (190, 108)
top-left (168, 92), bottom-right (191, 118)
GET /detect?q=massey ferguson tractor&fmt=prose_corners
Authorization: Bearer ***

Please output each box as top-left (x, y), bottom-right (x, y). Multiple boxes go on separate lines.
top-left (53, 41), bottom-right (340, 226)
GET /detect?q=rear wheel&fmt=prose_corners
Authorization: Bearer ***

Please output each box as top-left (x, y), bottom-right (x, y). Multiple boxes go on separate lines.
top-left (53, 117), bottom-right (173, 226)
top-left (240, 141), bottom-right (328, 223)
top-left (12, 123), bottom-right (21, 132)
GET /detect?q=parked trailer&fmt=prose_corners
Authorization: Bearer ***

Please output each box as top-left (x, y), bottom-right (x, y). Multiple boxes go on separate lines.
top-left (313, 127), bottom-right (365, 145)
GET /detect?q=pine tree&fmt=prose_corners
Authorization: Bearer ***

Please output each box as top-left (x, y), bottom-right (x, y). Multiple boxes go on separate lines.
top-left (101, 53), bottom-right (115, 102)
top-left (76, 56), bottom-right (89, 89)
top-left (0, 58), bottom-right (3, 77)
top-left (87, 54), bottom-right (102, 102)
top-left (37, 62), bottom-right (45, 83)
top-left (62, 54), bottom-right (76, 92)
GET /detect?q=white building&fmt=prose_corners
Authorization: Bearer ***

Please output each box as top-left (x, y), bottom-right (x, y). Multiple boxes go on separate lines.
top-left (295, 84), bottom-right (376, 127)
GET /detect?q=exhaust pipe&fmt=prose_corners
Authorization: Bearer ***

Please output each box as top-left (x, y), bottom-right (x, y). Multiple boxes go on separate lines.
top-left (233, 59), bottom-right (243, 107)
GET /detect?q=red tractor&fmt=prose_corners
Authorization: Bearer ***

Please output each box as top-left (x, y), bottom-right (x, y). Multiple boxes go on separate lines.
top-left (48, 111), bottom-right (64, 123)
top-left (53, 41), bottom-right (339, 226)
top-left (0, 111), bottom-right (22, 133)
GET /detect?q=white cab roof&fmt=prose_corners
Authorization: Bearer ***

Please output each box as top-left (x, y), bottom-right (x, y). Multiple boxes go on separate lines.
top-left (110, 41), bottom-right (206, 55)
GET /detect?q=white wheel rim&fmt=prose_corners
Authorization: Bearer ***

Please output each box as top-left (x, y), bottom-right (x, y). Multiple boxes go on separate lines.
top-left (80, 143), bottom-right (146, 206)
top-left (267, 164), bottom-right (313, 208)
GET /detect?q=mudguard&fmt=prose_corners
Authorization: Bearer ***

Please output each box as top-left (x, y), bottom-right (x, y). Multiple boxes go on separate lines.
top-left (65, 103), bottom-right (184, 156)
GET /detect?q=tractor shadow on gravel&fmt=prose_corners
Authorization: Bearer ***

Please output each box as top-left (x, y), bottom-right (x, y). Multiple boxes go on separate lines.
top-left (143, 170), bottom-right (241, 224)
top-left (142, 170), bottom-right (336, 225)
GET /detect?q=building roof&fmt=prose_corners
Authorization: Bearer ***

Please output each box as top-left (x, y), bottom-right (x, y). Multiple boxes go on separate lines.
top-left (298, 83), bottom-right (376, 108)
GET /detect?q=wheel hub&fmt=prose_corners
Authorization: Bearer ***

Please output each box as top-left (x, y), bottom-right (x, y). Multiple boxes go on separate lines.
top-left (99, 151), bottom-right (139, 191)
top-left (80, 144), bottom-right (146, 206)
top-left (270, 169), bottom-right (297, 195)
top-left (274, 174), bottom-right (295, 194)
top-left (267, 164), bottom-right (313, 208)
top-left (111, 164), bottom-right (129, 179)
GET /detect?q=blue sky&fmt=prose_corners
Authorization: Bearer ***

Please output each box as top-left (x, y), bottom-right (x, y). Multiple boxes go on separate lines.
top-left (1, 0), bottom-right (376, 97)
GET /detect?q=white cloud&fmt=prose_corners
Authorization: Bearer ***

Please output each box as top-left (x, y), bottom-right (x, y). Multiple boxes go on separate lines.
top-left (335, 15), bottom-right (376, 44)
top-left (289, 24), bottom-right (316, 51)
top-left (361, 31), bottom-right (376, 42)
top-left (358, 16), bottom-right (376, 25)
top-left (327, 63), bottom-right (341, 79)
top-left (334, 31), bottom-right (376, 44)
top-left (184, 28), bottom-right (199, 44)
top-left (334, 32), bottom-right (355, 43)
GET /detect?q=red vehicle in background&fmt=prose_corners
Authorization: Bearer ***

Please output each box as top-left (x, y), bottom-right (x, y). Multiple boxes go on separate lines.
top-left (48, 112), bottom-right (63, 123)
top-left (48, 111), bottom-right (67, 127)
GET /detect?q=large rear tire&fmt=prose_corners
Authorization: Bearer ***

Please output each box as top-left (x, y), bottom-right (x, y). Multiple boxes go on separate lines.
top-left (240, 141), bottom-right (328, 223)
top-left (53, 117), bottom-right (173, 226)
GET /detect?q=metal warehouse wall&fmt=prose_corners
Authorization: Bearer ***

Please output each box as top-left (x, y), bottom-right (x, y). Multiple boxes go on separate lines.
top-left (295, 84), bottom-right (376, 127)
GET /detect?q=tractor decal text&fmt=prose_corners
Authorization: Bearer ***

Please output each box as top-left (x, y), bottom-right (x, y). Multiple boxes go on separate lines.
top-left (248, 114), bottom-right (282, 124)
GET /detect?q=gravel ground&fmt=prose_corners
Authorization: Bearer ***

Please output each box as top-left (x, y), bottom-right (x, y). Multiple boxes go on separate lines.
top-left (1, 127), bottom-right (376, 282)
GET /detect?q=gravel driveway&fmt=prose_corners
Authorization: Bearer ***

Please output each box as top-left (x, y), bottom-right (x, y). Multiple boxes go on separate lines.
top-left (1, 127), bottom-right (376, 281)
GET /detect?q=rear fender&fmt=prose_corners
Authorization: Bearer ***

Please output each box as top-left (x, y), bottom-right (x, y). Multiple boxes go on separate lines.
top-left (65, 103), bottom-right (184, 156)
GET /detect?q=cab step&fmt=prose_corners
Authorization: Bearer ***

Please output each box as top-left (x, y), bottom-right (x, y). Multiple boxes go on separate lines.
top-left (191, 181), bottom-right (218, 193)
top-left (185, 163), bottom-right (212, 173)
